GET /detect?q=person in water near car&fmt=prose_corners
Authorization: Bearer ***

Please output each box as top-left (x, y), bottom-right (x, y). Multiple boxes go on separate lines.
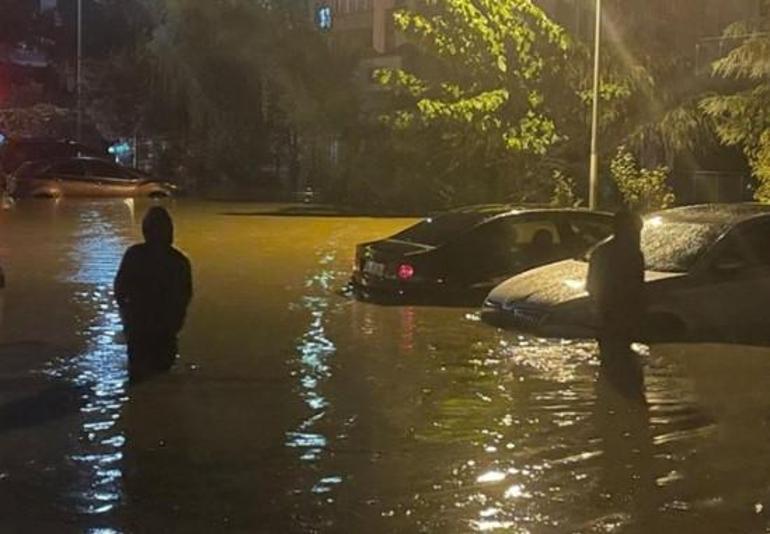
top-left (114, 206), bottom-right (192, 383)
top-left (586, 209), bottom-right (645, 366)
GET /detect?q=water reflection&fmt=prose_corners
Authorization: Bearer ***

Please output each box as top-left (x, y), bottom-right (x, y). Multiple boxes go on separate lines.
top-left (0, 202), bottom-right (766, 531)
top-left (287, 245), bottom-right (339, 480)
top-left (43, 205), bottom-right (131, 518)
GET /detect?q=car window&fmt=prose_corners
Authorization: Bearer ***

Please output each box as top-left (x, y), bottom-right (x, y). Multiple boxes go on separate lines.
top-left (48, 161), bottom-right (86, 176)
top-left (566, 216), bottom-right (612, 248)
top-left (85, 160), bottom-right (130, 179)
top-left (15, 160), bottom-right (50, 178)
top-left (719, 221), bottom-right (770, 268)
top-left (391, 212), bottom-right (487, 247)
top-left (460, 217), bottom-right (564, 269)
top-left (513, 220), bottom-right (561, 245)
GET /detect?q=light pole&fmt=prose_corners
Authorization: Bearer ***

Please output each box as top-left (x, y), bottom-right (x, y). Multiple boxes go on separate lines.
top-left (76, 0), bottom-right (83, 142)
top-left (588, 0), bottom-right (602, 210)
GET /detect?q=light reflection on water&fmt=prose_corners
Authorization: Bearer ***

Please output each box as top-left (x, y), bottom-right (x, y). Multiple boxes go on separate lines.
top-left (43, 206), bottom-right (131, 519)
top-left (287, 242), bottom-right (341, 491)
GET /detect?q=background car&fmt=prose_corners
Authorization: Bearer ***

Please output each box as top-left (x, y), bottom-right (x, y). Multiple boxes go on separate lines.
top-left (0, 137), bottom-right (105, 175)
top-left (481, 203), bottom-right (770, 343)
top-left (8, 157), bottom-right (178, 198)
top-left (351, 205), bottom-right (613, 304)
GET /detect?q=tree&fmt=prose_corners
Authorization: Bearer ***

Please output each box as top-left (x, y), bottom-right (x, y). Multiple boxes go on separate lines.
top-left (374, 0), bottom-right (569, 207)
top-left (701, 9), bottom-right (770, 201)
top-left (140, 0), bottom-right (363, 193)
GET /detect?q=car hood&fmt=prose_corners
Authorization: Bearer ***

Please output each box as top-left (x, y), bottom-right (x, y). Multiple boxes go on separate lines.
top-left (486, 259), bottom-right (686, 308)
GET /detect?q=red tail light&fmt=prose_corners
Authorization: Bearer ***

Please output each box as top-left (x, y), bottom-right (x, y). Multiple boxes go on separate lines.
top-left (397, 263), bottom-right (415, 280)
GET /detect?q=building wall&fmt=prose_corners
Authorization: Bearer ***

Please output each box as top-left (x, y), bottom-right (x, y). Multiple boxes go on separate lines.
top-left (310, 0), bottom-right (423, 54)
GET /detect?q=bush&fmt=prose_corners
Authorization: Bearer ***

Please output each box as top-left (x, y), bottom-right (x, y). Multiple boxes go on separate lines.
top-left (550, 170), bottom-right (582, 207)
top-left (610, 146), bottom-right (675, 212)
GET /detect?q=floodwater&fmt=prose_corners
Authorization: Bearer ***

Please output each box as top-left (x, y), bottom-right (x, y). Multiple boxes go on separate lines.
top-left (0, 200), bottom-right (769, 533)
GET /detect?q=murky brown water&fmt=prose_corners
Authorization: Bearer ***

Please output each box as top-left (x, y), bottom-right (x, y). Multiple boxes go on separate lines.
top-left (0, 199), bottom-right (769, 532)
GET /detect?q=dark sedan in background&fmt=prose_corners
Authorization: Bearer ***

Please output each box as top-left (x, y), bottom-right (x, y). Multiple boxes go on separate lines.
top-left (352, 205), bottom-right (613, 304)
top-left (8, 157), bottom-right (178, 198)
top-left (482, 204), bottom-right (770, 343)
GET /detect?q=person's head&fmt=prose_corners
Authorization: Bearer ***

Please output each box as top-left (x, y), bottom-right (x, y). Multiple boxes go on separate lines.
top-left (531, 229), bottom-right (554, 249)
top-left (613, 209), bottom-right (643, 245)
top-left (142, 206), bottom-right (173, 246)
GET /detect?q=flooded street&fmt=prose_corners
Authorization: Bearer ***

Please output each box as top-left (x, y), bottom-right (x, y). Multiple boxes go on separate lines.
top-left (0, 200), bottom-right (769, 532)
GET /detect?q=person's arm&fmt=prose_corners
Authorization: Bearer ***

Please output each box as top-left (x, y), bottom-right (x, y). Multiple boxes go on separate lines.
top-left (170, 254), bottom-right (193, 333)
top-left (586, 249), bottom-right (600, 298)
top-left (182, 256), bottom-right (193, 310)
top-left (114, 247), bottom-right (136, 309)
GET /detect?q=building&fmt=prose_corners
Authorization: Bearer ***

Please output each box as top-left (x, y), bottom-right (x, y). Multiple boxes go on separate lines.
top-left (309, 0), bottom-right (423, 95)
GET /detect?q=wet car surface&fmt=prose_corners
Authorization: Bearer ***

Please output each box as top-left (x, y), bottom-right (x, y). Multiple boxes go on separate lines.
top-left (352, 206), bottom-right (612, 305)
top-left (0, 200), bottom-right (769, 532)
top-left (482, 204), bottom-right (770, 343)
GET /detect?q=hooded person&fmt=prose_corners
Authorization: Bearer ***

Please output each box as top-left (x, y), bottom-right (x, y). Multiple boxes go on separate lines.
top-left (586, 209), bottom-right (645, 363)
top-left (114, 206), bottom-right (193, 382)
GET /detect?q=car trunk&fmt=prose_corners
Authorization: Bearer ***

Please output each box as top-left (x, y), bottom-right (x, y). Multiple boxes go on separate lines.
top-left (354, 239), bottom-right (433, 284)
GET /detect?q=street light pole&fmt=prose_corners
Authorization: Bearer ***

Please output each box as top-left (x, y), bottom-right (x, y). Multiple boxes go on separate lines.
top-left (588, 0), bottom-right (602, 210)
top-left (76, 0), bottom-right (83, 142)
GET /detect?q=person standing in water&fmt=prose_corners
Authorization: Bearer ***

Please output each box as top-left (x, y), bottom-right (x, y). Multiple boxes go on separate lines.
top-left (586, 210), bottom-right (645, 366)
top-left (115, 207), bottom-right (192, 383)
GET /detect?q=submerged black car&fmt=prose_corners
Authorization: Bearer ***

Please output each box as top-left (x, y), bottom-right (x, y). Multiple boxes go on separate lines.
top-left (351, 205), bottom-right (613, 303)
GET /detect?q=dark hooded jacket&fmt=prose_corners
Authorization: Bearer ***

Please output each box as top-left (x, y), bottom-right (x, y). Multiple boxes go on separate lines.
top-left (586, 211), bottom-right (645, 326)
top-left (114, 208), bottom-right (192, 338)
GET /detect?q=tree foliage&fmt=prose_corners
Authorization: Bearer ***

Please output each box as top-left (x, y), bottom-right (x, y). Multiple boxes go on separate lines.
top-left (610, 145), bottom-right (674, 212)
top-left (701, 11), bottom-right (770, 201)
top-left (142, 0), bottom-right (361, 190)
top-left (374, 0), bottom-right (569, 205)
top-left (550, 169), bottom-right (581, 207)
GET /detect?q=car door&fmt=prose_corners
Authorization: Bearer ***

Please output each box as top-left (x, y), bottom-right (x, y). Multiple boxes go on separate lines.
top-left (679, 219), bottom-right (770, 341)
top-left (445, 215), bottom-right (568, 289)
top-left (83, 160), bottom-right (138, 196)
top-left (43, 160), bottom-right (88, 195)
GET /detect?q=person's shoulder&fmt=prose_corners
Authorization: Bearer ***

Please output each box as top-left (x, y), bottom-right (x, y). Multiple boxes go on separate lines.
top-left (123, 243), bottom-right (147, 258)
top-left (170, 246), bottom-right (191, 266)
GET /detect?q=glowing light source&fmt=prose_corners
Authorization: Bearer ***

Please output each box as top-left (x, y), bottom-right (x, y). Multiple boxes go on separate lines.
top-left (397, 263), bottom-right (415, 280)
top-left (316, 5), bottom-right (332, 31)
top-left (647, 216), bottom-right (664, 227)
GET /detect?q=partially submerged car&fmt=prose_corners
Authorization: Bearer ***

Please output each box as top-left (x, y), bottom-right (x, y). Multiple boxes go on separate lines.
top-left (0, 137), bottom-right (104, 174)
top-left (8, 157), bottom-right (178, 198)
top-left (482, 204), bottom-right (770, 343)
top-left (351, 205), bottom-right (613, 304)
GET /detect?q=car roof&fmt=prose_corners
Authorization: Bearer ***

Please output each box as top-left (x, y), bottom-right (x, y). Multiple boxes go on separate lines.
top-left (30, 156), bottom-right (117, 166)
top-left (649, 203), bottom-right (770, 226)
top-left (443, 203), bottom-right (612, 221)
top-left (6, 137), bottom-right (80, 143)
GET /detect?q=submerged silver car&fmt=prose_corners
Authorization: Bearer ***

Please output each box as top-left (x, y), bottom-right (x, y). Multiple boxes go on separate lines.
top-left (481, 204), bottom-right (770, 343)
top-left (9, 157), bottom-right (178, 199)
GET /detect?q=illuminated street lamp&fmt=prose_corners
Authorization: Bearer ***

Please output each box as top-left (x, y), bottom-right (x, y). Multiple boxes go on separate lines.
top-left (589, 0), bottom-right (602, 210)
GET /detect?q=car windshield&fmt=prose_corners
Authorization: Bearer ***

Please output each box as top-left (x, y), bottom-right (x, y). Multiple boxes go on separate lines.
top-left (391, 212), bottom-right (488, 247)
top-left (580, 217), bottom-right (725, 273)
top-left (641, 218), bottom-right (725, 272)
